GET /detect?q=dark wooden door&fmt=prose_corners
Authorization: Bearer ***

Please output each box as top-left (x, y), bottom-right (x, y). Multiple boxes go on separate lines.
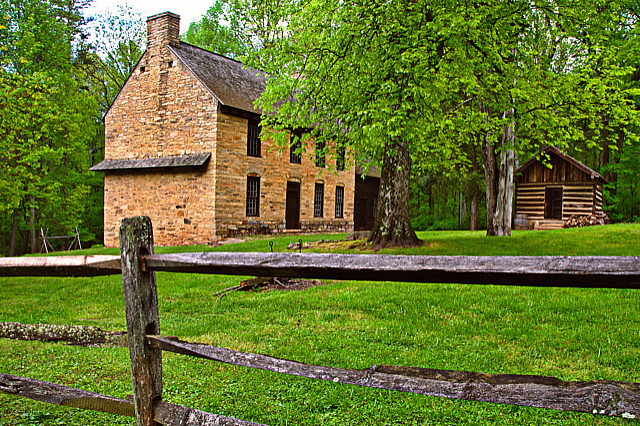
top-left (544, 187), bottom-right (563, 220)
top-left (286, 182), bottom-right (301, 229)
top-left (354, 198), bottom-right (367, 230)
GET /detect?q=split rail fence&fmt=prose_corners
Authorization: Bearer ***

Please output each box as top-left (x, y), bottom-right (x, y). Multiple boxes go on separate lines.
top-left (1, 216), bottom-right (639, 425)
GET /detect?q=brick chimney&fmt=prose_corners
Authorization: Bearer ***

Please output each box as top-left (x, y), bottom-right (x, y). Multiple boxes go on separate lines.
top-left (146, 12), bottom-right (180, 54)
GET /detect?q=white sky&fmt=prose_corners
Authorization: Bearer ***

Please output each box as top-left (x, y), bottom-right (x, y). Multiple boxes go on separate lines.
top-left (84, 0), bottom-right (212, 33)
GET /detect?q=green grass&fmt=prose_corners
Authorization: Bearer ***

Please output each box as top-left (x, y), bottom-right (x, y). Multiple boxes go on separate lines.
top-left (1, 225), bottom-right (639, 425)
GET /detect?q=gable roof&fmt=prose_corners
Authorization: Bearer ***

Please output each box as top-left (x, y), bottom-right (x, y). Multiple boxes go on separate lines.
top-left (170, 43), bottom-right (266, 115)
top-left (517, 146), bottom-right (607, 184)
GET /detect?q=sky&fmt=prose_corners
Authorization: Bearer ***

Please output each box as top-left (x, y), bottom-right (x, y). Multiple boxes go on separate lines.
top-left (84, 0), bottom-right (213, 33)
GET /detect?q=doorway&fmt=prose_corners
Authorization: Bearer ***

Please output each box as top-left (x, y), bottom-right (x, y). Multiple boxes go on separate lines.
top-left (286, 181), bottom-right (301, 229)
top-left (544, 187), bottom-right (563, 220)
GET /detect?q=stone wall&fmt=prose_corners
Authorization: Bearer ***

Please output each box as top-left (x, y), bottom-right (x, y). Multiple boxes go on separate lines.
top-left (214, 111), bottom-right (355, 238)
top-left (104, 17), bottom-right (217, 161)
top-left (103, 13), bottom-right (218, 247)
top-left (103, 169), bottom-right (216, 247)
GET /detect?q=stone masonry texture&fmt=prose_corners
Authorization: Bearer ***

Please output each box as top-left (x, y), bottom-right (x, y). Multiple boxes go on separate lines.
top-left (102, 12), bottom-right (354, 247)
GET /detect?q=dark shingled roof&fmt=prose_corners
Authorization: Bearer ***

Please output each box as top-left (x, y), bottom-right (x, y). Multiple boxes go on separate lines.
top-left (90, 153), bottom-right (211, 172)
top-left (170, 43), bottom-right (266, 114)
top-left (517, 146), bottom-right (607, 184)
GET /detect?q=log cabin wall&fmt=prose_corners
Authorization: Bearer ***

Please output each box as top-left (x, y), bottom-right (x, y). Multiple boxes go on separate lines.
top-left (595, 185), bottom-right (603, 215)
top-left (515, 148), bottom-right (606, 222)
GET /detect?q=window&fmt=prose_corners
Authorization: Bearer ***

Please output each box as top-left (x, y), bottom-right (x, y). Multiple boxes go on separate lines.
top-left (336, 144), bottom-right (346, 171)
top-left (246, 176), bottom-right (260, 216)
top-left (247, 119), bottom-right (261, 157)
top-left (290, 131), bottom-right (302, 164)
top-left (314, 183), bottom-right (324, 217)
top-left (335, 186), bottom-right (344, 218)
top-left (315, 141), bottom-right (325, 168)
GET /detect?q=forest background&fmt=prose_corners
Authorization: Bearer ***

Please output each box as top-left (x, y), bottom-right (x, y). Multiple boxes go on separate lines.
top-left (0, 0), bottom-right (638, 256)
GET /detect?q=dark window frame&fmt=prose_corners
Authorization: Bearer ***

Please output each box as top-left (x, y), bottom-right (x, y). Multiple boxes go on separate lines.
top-left (247, 119), bottom-right (261, 157)
top-left (315, 140), bottom-right (325, 168)
top-left (314, 183), bottom-right (324, 218)
top-left (336, 144), bottom-right (346, 171)
top-left (335, 186), bottom-right (344, 218)
top-left (290, 131), bottom-right (302, 164)
top-left (246, 176), bottom-right (260, 216)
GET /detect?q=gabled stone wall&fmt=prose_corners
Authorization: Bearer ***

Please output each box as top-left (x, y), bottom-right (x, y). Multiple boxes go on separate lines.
top-left (103, 13), bottom-right (218, 247)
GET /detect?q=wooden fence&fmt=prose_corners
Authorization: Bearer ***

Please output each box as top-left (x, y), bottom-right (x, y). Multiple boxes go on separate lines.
top-left (1, 215), bottom-right (639, 425)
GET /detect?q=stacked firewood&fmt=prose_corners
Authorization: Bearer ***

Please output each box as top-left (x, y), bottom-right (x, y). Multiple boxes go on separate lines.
top-left (564, 214), bottom-right (609, 228)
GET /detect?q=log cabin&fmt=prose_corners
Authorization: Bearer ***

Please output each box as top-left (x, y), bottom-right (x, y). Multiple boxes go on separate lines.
top-left (515, 146), bottom-right (606, 229)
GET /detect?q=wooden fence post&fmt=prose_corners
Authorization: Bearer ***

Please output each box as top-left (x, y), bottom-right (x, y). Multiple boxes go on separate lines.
top-left (120, 216), bottom-right (162, 426)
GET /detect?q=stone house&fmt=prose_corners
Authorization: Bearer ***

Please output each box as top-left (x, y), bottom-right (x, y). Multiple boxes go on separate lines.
top-left (91, 12), bottom-right (369, 247)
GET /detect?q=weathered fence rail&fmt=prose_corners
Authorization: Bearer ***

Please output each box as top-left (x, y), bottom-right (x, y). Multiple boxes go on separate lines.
top-left (149, 336), bottom-right (640, 417)
top-left (3, 252), bottom-right (640, 288)
top-left (142, 252), bottom-right (640, 288)
top-left (1, 215), bottom-right (639, 425)
top-left (0, 255), bottom-right (121, 276)
top-left (0, 373), bottom-right (265, 426)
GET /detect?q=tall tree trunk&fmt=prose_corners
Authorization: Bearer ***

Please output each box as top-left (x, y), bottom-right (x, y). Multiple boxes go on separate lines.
top-left (481, 105), bottom-right (516, 236)
top-left (9, 209), bottom-right (20, 257)
top-left (601, 145), bottom-right (611, 182)
top-left (493, 114), bottom-right (516, 236)
top-left (20, 230), bottom-right (29, 256)
top-left (480, 103), bottom-right (499, 236)
top-left (29, 195), bottom-right (36, 254)
top-left (460, 191), bottom-right (467, 227)
top-left (368, 137), bottom-right (421, 250)
top-left (469, 143), bottom-right (480, 231)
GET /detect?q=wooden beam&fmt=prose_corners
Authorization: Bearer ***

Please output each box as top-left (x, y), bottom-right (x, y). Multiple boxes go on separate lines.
top-left (0, 255), bottom-right (121, 277)
top-left (0, 374), bottom-right (266, 426)
top-left (0, 322), bottom-right (127, 347)
top-left (120, 217), bottom-right (162, 426)
top-left (142, 253), bottom-right (640, 289)
top-left (0, 373), bottom-right (135, 417)
top-left (148, 336), bottom-right (640, 419)
top-left (153, 399), bottom-right (267, 426)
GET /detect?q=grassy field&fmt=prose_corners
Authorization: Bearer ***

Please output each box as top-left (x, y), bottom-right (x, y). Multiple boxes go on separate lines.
top-left (0, 224), bottom-right (639, 425)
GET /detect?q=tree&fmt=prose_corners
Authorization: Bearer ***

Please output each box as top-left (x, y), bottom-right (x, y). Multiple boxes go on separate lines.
top-left (183, 0), bottom-right (288, 59)
top-left (414, 0), bottom-right (638, 235)
top-left (248, 0), bottom-right (442, 248)
top-left (183, 0), bottom-right (249, 58)
top-left (222, 0), bottom-right (637, 243)
top-left (0, 0), bottom-right (100, 255)
top-left (83, 5), bottom-right (146, 114)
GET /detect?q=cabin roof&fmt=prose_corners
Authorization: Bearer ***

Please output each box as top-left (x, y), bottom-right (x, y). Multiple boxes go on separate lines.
top-left (516, 146), bottom-right (607, 184)
top-left (169, 43), bottom-right (266, 115)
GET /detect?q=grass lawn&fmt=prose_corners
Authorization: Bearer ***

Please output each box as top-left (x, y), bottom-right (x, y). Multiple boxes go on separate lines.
top-left (0, 224), bottom-right (639, 425)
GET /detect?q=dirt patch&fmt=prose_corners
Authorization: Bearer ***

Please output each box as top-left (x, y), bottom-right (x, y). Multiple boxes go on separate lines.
top-left (260, 277), bottom-right (329, 292)
top-left (288, 239), bottom-right (371, 252)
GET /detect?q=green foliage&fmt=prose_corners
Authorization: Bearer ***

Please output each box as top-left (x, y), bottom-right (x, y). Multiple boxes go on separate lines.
top-left (183, 0), bottom-right (250, 59)
top-left (83, 5), bottom-right (145, 114)
top-left (1, 226), bottom-right (640, 425)
top-left (243, 0), bottom-right (639, 236)
top-left (0, 0), bottom-right (103, 255)
top-left (604, 137), bottom-right (640, 222)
